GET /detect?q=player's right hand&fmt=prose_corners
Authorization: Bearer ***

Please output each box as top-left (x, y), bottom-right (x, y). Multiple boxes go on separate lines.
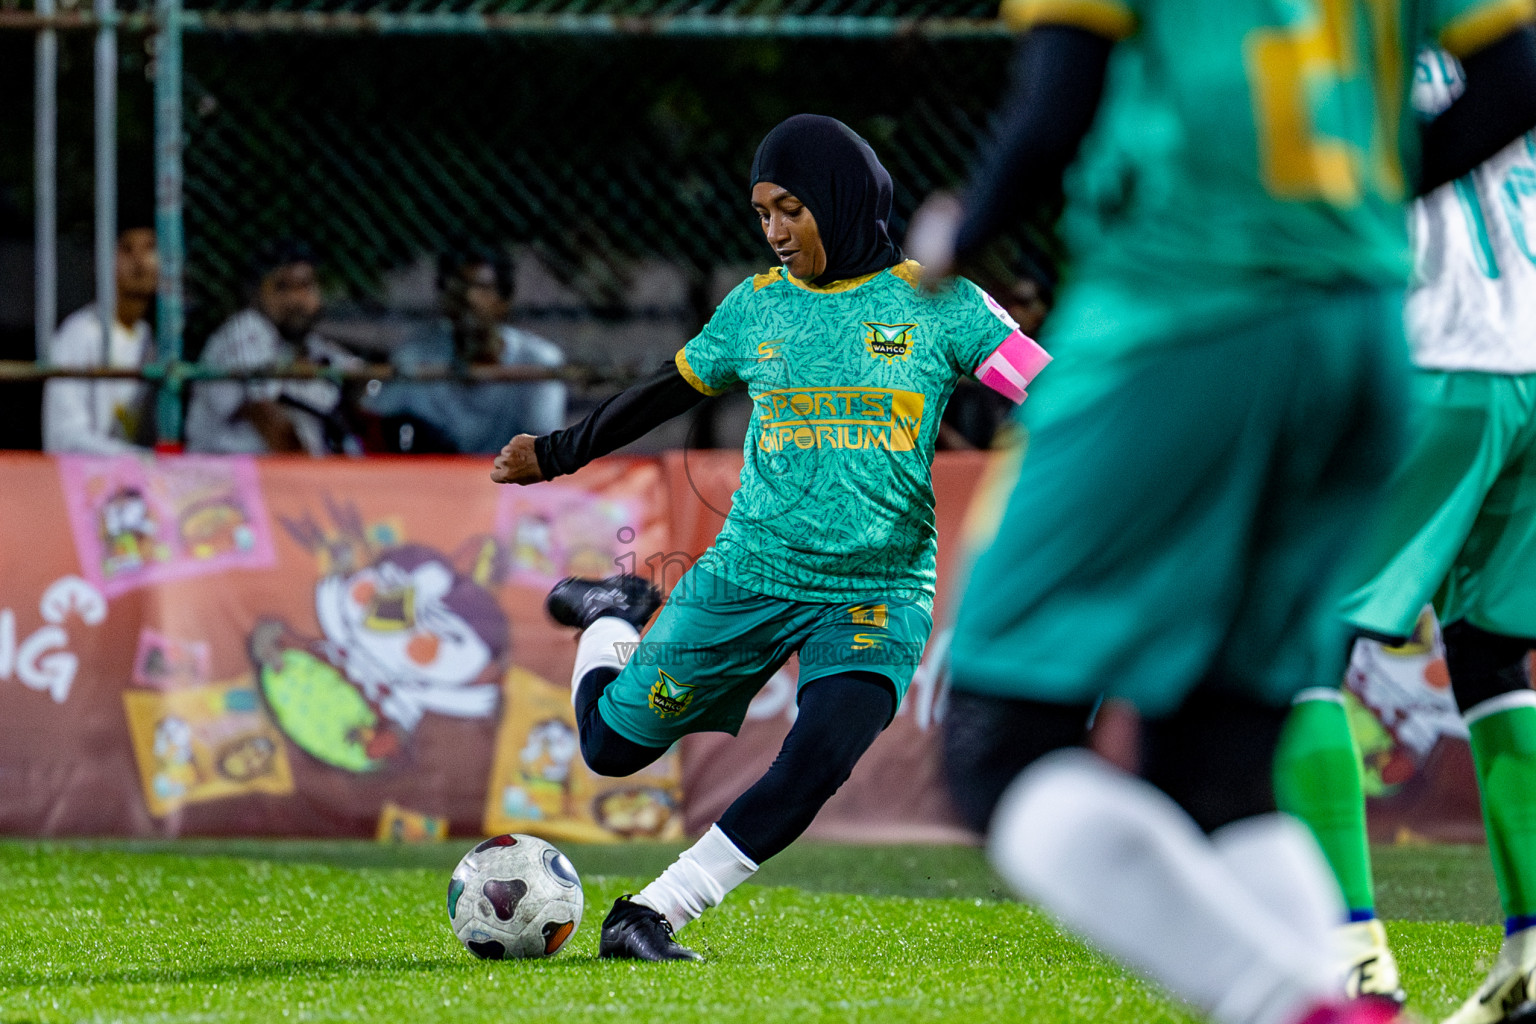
top-left (491, 434), bottom-right (545, 485)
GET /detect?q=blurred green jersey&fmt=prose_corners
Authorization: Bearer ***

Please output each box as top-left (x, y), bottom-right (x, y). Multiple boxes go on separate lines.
top-left (677, 260), bottom-right (1018, 611)
top-left (1002, 0), bottom-right (1536, 358)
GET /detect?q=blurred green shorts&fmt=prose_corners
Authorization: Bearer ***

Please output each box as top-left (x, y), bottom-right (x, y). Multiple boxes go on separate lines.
top-left (948, 288), bottom-right (1408, 718)
top-left (1341, 371), bottom-right (1536, 642)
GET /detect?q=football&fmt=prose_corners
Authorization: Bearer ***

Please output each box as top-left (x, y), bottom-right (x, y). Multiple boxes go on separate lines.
top-left (447, 834), bottom-right (584, 960)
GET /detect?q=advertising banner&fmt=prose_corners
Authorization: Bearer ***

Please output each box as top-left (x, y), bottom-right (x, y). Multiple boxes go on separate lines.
top-left (0, 454), bottom-right (682, 842)
top-left (0, 451), bottom-right (1494, 844)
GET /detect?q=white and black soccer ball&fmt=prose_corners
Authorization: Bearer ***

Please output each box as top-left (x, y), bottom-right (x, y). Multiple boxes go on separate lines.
top-left (447, 834), bottom-right (584, 959)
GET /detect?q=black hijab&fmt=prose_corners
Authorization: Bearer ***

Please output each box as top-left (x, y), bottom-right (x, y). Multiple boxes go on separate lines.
top-left (749, 114), bottom-right (905, 285)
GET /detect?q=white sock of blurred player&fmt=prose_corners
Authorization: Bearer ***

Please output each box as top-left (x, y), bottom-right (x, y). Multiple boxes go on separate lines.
top-left (1211, 814), bottom-right (1345, 965)
top-left (991, 750), bottom-right (1348, 1024)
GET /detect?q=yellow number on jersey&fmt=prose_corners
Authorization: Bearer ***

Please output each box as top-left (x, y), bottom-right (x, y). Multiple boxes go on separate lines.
top-left (1246, 0), bottom-right (1405, 204)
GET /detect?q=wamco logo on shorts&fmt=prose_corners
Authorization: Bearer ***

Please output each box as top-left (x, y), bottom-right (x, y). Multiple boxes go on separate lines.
top-left (756, 387), bottom-right (924, 453)
top-left (863, 322), bottom-right (917, 361)
top-left (648, 670), bottom-right (695, 719)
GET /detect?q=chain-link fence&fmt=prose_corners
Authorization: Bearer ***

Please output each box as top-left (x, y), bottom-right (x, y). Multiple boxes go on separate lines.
top-left (2, 1), bottom-right (1056, 445)
top-left (179, 33), bottom-right (1032, 342)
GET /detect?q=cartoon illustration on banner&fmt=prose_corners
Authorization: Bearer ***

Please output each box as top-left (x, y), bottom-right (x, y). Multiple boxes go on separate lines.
top-left (484, 665), bottom-right (683, 842)
top-left (496, 484), bottom-right (640, 588)
top-left (1344, 609), bottom-right (1468, 798)
top-left (123, 626), bottom-right (294, 818)
top-left (377, 801), bottom-right (449, 843)
top-left (250, 497), bottom-right (510, 772)
top-left (58, 455), bottom-right (275, 598)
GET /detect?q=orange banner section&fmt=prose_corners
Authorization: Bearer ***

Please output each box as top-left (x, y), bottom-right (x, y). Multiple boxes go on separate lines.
top-left (0, 451), bottom-right (1484, 843)
top-left (0, 453), bottom-right (680, 841)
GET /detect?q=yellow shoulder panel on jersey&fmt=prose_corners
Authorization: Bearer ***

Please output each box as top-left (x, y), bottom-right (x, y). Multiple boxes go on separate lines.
top-left (888, 260), bottom-right (923, 289)
top-left (1440, 0), bottom-right (1536, 57)
top-left (675, 348), bottom-right (727, 396)
top-left (999, 0), bottom-right (1137, 39)
top-left (752, 267), bottom-right (784, 291)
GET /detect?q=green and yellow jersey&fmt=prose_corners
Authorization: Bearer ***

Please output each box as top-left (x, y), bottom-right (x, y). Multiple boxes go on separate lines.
top-left (677, 260), bottom-right (1021, 611)
top-left (1001, 0), bottom-right (1536, 358)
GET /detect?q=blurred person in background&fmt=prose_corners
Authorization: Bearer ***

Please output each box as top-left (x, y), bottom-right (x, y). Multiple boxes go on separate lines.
top-left (186, 239), bottom-right (363, 455)
top-left (909, 3), bottom-right (1536, 1024)
top-left (1274, 53), bottom-right (1536, 1018)
top-left (367, 244), bottom-right (565, 453)
top-left (43, 218), bottom-right (159, 454)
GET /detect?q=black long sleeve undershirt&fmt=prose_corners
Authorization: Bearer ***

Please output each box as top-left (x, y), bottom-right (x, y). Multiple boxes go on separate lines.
top-left (533, 361), bottom-right (711, 480)
top-left (1419, 26), bottom-right (1536, 196)
top-left (953, 25), bottom-right (1113, 263)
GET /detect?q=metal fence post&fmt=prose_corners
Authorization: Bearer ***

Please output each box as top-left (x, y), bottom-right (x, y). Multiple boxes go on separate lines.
top-left (34, 0), bottom-right (57, 360)
top-left (94, 0), bottom-right (117, 364)
top-left (154, 0), bottom-right (185, 449)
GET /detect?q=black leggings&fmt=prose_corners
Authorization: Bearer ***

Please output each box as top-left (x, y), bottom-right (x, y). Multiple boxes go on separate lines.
top-left (943, 685), bottom-right (1288, 836)
top-left (575, 665), bottom-right (895, 864)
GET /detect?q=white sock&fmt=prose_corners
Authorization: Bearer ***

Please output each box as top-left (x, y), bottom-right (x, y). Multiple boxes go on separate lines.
top-left (571, 617), bottom-right (639, 712)
top-left (989, 750), bottom-right (1336, 1024)
top-left (634, 825), bottom-right (759, 932)
top-left (1212, 814), bottom-right (1345, 963)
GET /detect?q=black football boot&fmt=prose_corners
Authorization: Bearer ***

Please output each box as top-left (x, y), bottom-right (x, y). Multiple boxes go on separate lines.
top-left (597, 896), bottom-right (702, 962)
top-left (545, 574), bottom-right (662, 630)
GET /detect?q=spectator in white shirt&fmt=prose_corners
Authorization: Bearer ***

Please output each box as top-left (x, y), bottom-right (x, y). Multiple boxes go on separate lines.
top-left (43, 223), bottom-right (159, 454)
top-left (186, 240), bottom-right (362, 455)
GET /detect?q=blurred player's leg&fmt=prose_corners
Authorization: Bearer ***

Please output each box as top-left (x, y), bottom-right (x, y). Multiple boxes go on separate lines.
top-left (991, 749), bottom-right (1367, 1024)
top-left (1445, 622), bottom-right (1536, 1024)
top-left (1322, 366), bottom-right (1536, 1017)
top-left (1275, 691), bottom-right (1377, 920)
top-left (1275, 688), bottom-right (1403, 1001)
top-left (948, 289), bottom-right (1407, 1024)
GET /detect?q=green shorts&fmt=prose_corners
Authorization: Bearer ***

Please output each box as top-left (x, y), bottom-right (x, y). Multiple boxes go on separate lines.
top-left (949, 288), bottom-right (1409, 719)
top-left (1341, 371), bottom-right (1536, 642)
top-left (599, 565), bottom-right (934, 747)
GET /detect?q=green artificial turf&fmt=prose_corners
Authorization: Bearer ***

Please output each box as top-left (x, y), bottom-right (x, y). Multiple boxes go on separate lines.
top-left (0, 840), bottom-right (1507, 1024)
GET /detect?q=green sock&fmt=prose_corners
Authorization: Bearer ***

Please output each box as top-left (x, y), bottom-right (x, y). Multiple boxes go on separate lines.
top-left (1467, 694), bottom-right (1536, 922)
top-left (1274, 689), bottom-right (1377, 917)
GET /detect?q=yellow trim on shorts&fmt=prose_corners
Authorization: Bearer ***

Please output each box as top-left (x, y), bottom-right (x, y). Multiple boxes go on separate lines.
top-left (998, 0), bottom-right (1137, 39)
top-left (675, 348), bottom-right (726, 397)
top-left (1440, 0), bottom-right (1536, 57)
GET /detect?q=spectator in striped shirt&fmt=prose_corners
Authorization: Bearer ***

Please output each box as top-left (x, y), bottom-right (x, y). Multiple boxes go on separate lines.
top-left (185, 240), bottom-right (363, 455)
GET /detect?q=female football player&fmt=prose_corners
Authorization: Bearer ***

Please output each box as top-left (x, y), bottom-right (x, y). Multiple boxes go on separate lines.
top-left (491, 113), bottom-right (1049, 960)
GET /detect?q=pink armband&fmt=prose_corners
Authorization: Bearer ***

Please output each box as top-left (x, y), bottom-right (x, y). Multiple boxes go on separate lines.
top-left (975, 330), bottom-right (1051, 405)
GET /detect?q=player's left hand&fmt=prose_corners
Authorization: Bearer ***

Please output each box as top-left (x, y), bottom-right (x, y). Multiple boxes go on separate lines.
top-left (907, 192), bottom-right (964, 285)
top-left (491, 434), bottom-right (544, 485)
